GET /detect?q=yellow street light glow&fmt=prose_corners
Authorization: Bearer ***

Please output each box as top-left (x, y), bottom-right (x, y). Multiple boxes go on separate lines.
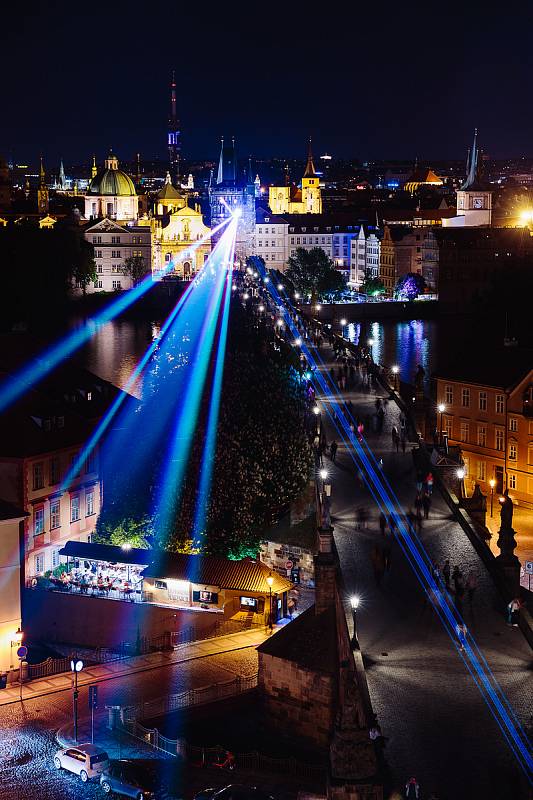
top-left (519, 209), bottom-right (533, 225)
top-left (489, 478), bottom-right (496, 489)
top-left (438, 403), bottom-right (446, 413)
top-left (319, 468), bottom-right (328, 480)
top-left (312, 405), bottom-right (320, 415)
top-left (316, 304), bottom-right (322, 311)
top-left (456, 468), bottom-right (465, 480)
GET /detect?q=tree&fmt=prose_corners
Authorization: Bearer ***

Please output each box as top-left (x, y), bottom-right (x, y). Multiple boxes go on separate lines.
top-left (71, 240), bottom-right (97, 296)
top-left (359, 269), bottom-right (385, 296)
top-left (123, 255), bottom-right (147, 286)
top-left (286, 247), bottom-right (346, 302)
top-left (394, 272), bottom-right (427, 301)
top-left (93, 514), bottom-right (153, 549)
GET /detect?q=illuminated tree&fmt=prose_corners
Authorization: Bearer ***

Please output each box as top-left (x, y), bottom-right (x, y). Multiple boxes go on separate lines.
top-left (286, 247), bottom-right (346, 302)
top-left (359, 269), bottom-right (385, 296)
top-left (394, 272), bottom-right (426, 300)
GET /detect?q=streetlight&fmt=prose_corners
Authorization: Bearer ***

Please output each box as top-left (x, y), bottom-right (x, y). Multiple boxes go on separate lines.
top-left (294, 337), bottom-right (302, 346)
top-left (350, 595), bottom-right (360, 649)
top-left (10, 627), bottom-right (23, 669)
top-left (316, 304), bottom-right (322, 311)
top-left (319, 468), bottom-right (328, 481)
top-left (367, 338), bottom-right (374, 359)
top-left (266, 572), bottom-right (274, 632)
top-left (489, 478), bottom-right (496, 518)
top-left (264, 276), bottom-right (270, 283)
top-left (243, 293), bottom-right (249, 300)
top-left (70, 657), bottom-right (84, 744)
top-left (340, 318), bottom-right (347, 328)
top-left (258, 304), bottom-right (265, 313)
top-left (438, 403), bottom-right (446, 444)
top-left (312, 405), bottom-right (320, 416)
top-left (277, 283), bottom-right (284, 291)
top-left (391, 364), bottom-right (400, 391)
top-left (294, 292), bottom-right (300, 299)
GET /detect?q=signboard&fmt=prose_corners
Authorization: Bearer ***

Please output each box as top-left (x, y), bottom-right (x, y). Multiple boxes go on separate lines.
top-left (525, 560), bottom-right (533, 575)
top-left (16, 646), bottom-right (27, 660)
top-left (88, 685), bottom-right (98, 709)
top-left (285, 560), bottom-right (293, 570)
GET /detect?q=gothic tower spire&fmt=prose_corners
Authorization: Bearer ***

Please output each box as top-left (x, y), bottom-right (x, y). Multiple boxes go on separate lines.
top-left (168, 70), bottom-right (181, 182)
top-left (461, 128), bottom-right (478, 190)
top-left (303, 136), bottom-right (317, 178)
top-left (91, 155), bottom-right (97, 179)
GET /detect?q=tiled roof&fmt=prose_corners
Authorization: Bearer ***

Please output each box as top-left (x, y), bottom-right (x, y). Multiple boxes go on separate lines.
top-left (143, 553), bottom-right (292, 594)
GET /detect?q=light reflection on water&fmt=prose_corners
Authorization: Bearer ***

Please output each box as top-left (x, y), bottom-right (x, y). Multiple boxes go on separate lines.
top-left (74, 316), bottom-right (437, 396)
top-left (343, 319), bottom-right (436, 390)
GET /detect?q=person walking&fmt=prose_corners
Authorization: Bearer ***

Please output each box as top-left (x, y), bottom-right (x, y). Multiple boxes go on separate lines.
top-left (442, 559), bottom-right (451, 590)
top-left (379, 512), bottom-right (387, 536)
top-left (452, 565), bottom-right (463, 595)
top-left (456, 622), bottom-right (468, 652)
top-left (404, 777), bottom-right (421, 799)
top-left (466, 571), bottom-right (477, 604)
top-left (389, 514), bottom-right (397, 536)
top-left (422, 492), bottom-right (431, 520)
top-left (330, 440), bottom-right (338, 463)
top-left (507, 597), bottom-right (522, 626)
top-left (426, 471), bottom-right (434, 496)
top-left (401, 431), bottom-right (406, 454)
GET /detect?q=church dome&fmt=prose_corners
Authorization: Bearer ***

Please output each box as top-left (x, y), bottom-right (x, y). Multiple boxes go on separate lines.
top-left (87, 152), bottom-right (136, 197)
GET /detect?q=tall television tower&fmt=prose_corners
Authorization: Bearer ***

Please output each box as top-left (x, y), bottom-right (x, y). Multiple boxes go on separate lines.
top-left (167, 70), bottom-right (181, 182)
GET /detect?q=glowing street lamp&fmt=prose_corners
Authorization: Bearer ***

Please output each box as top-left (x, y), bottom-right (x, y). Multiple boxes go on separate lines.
top-left (367, 338), bottom-right (374, 359)
top-left (350, 595), bottom-right (360, 649)
top-left (264, 276), bottom-right (270, 283)
top-left (312, 405), bottom-right (320, 416)
top-left (319, 468), bottom-right (328, 481)
top-left (489, 478), bottom-right (496, 517)
top-left (294, 292), bottom-right (300, 299)
top-left (243, 293), bottom-right (249, 300)
top-left (294, 337), bottom-right (302, 347)
top-left (70, 657), bottom-right (84, 744)
top-left (438, 403), bottom-right (446, 443)
top-left (258, 304), bottom-right (265, 313)
top-left (340, 318), bottom-right (347, 328)
top-left (266, 572), bottom-right (274, 632)
top-left (277, 283), bottom-right (284, 291)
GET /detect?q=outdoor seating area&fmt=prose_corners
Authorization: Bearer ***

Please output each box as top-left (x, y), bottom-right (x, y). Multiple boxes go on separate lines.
top-left (48, 567), bottom-right (143, 601)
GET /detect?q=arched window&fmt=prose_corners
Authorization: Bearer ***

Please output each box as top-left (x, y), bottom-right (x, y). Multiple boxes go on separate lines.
top-left (183, 261), bottom-right (191, 276)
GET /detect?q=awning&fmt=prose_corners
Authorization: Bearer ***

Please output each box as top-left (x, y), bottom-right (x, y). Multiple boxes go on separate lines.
top-left (59, 540), bottom-right (153, 567)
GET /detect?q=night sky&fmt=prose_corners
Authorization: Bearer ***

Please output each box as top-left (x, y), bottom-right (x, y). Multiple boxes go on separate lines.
top-left (3, 1), bottom-right (533, 165)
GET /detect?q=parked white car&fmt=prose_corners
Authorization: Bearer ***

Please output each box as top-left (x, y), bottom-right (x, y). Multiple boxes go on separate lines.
top-left (53, 744), bottom-right (110, 782)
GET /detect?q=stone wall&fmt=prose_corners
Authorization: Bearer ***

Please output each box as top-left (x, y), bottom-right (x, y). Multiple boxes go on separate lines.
top-left (260, 540), bottom-right (315, 587)
top-left (258, 651), bottom-right (335, 748)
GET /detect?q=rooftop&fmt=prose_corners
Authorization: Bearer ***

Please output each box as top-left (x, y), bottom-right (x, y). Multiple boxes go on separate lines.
top-left (142, 553), bottom-right (292, 594)
top-left (257, 604), bottom-right (338, 674)
top-left (436, 347), bottom-right (533, 390)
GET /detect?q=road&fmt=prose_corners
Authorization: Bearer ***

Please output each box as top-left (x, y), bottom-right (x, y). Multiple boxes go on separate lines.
top-left (315, 342), bottom-right (532, 800)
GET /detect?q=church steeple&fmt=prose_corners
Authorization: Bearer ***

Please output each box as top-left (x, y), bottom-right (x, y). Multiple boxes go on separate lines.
top-left (303, 137), bottom-right (317, 178)
top-left (168, 70), bottom-right (181, 182)
top-left (37, 156), bottom-right (49, 214)
top-left (461, 128), bottom-right (478, 190)
top-left (216, 136), bottom-right (224, 184)
top-left (91, 155), bottom-right (97, 179)
top-left (58, 159), bottom-right (65, 189)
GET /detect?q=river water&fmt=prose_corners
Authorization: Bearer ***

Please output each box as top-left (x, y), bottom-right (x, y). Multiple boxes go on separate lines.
top-left (73, 314), bottom-right (438, 395)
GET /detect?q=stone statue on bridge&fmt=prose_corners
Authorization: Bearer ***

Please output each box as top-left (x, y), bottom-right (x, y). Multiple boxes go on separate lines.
top-left (499, 488), bottom-right (514, 530)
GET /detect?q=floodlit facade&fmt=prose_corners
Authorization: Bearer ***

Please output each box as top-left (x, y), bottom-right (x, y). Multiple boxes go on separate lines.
top-left (268, 140), bottom-right (322, 215)
top-left (84, 218), bottom-right (151, 292)
top-left (0, 501), bottom-right (26, 675)
top-left (83, 152), bottom-right (139, 223)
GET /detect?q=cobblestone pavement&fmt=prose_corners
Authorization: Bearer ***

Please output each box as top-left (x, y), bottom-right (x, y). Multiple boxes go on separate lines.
top-left (0, 645), bottom-right (286, 800)
top-left (315, 342), bottom-right (532, 800)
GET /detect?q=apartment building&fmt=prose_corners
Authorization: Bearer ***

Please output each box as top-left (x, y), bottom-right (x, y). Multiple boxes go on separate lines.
top-left (436, 357), bottom-right (533, 508)
top-left (0, 339), bottom-right (123, 578)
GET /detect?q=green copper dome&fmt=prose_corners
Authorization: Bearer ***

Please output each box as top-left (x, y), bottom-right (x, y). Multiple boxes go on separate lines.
top-left (88, 153), bottom-right (136, 196)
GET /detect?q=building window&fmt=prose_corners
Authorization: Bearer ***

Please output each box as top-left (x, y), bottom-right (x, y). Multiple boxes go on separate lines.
top-left (33, 462), bottom-right (44, 490)
top-left (495, 394), bottom-right (504, 414)
top-left (495, 429), bottom-right (504, 451)
top-left (509, 474), bottom-right (517, 490)
top-left (459, 421), bottom-right (469, 443)
top-left (52, 548), bottom-right (60, 568)
top-left (86, 490), bottom-right (95, 517)
top-left (445, 385), bottom-right (453, 405)
top-left (71, 495), bottom-right (80, 522)
top-left (509, 443), bottom-right (517, 461)
top-left (35, 553), bottom-right (44, 574)
top-left (461, 388), bottom-right (470, 408)
top-left (112, 280), bottom-right (122, 290)
top-left (477, 425), bottom-right (487, 447)
top-left (509, 418), bottom-right (518, 432)
top-left (49, 457), bottom-right (60, 485)
top-left (444, 417), bottom-right (453, 440)
top-left (479, 392), bottom-right (487, 411)
top-left (477, 461), bottom-right (486, 481)
top-left (50, 499), bottom-right (61, 530)
top-left (34, 506), bottom-right (44, 535)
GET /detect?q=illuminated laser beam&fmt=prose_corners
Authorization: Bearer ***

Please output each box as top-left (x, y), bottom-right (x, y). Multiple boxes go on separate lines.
top-left (260, 275), bottom-right (533, 782)
top-left (191, 235), bottom-right (235, 545)
top-left (155, 219), bottom-right (237, 545)
top-left (60, 269), bottom-right (203, 492)
top-left (0, 216), bottom-right (231, 415)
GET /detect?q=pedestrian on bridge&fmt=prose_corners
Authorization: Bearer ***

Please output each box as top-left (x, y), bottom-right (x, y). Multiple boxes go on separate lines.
top-left (422, 492), bottom-right (431, 520)
top-left (379, 512), bottom-right (387, 536)
top-left (442, 559), bottom-right (451, 590)
top-left (330, 440), bottom-right (338, 463)
top-left (466, 571), bottom-right (477, 604)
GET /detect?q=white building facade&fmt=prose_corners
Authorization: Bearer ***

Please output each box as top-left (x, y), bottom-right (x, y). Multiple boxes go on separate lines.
top-left (252, 209), bottom-right (289, 270)
top-left (84, 219), bottom-right (151, 292)
top-left (349, 226), bottom-right (382, 287)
